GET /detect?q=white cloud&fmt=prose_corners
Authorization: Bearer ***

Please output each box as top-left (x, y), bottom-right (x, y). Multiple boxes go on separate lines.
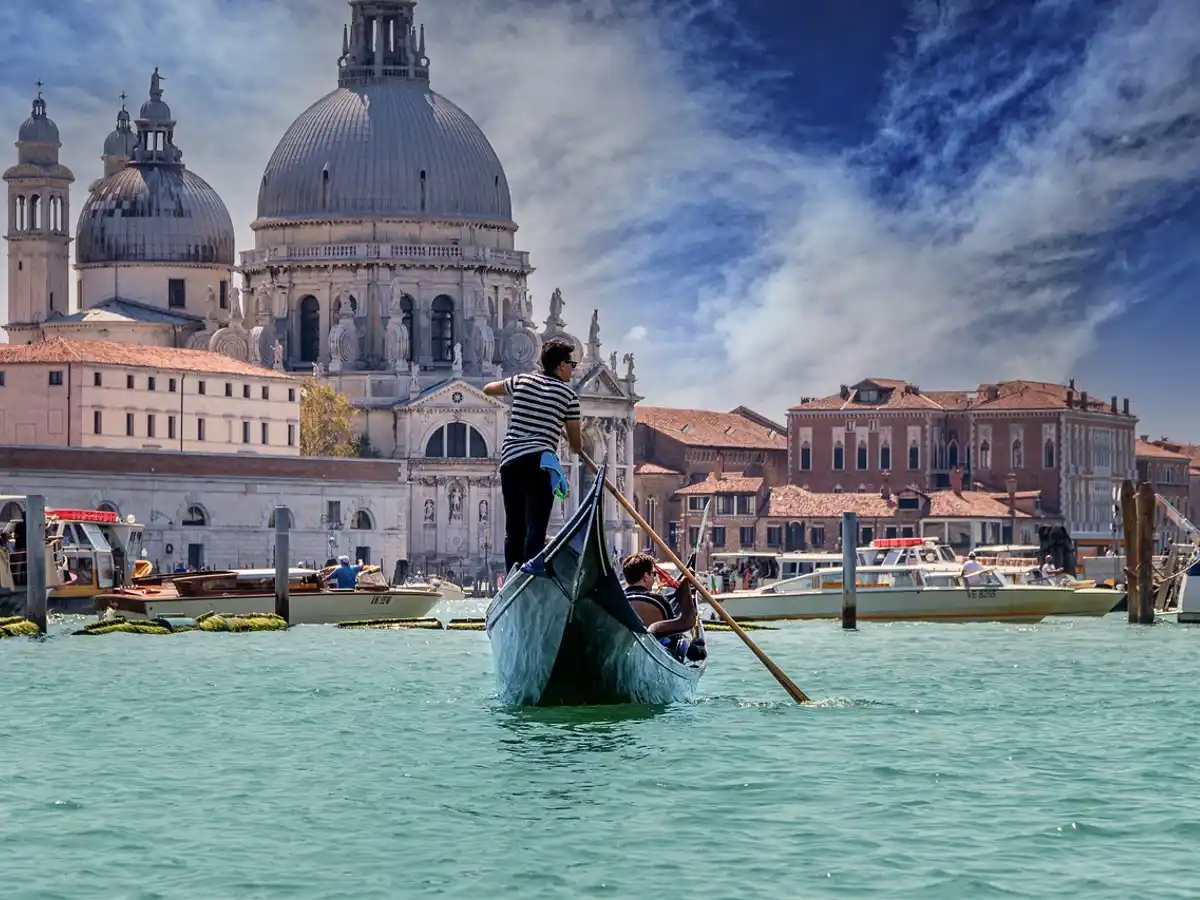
top-left (0, 0), bottom-right (1196, 424)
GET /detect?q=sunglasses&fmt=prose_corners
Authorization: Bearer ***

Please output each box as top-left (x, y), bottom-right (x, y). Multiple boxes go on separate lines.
top-left (563, 360), bottom-right (578, 369)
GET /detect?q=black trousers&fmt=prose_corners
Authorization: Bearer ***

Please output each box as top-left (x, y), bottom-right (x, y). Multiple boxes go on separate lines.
top-left (500, 452), bottom-right (555, 572)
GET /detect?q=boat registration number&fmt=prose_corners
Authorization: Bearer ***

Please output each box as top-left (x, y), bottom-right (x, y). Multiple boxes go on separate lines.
top-left (370, 597), bottom-right (391, 605)
top-left (968, 588), bottom-right (998, 599)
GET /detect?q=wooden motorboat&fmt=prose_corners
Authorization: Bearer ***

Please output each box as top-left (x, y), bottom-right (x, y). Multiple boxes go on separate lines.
top-left (714, 565), bottom-right (1078, 623)
top-left (94, 567), bottom-right (442, 626)
top-left (485, 466), bottom-right (706, 706)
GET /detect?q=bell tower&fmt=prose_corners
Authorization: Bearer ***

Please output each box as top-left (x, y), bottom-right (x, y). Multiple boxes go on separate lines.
top-left (3, 83), bottom-right (75, 336)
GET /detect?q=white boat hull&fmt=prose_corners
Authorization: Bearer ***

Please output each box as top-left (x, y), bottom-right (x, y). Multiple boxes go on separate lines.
top-left (1049, 587), bottom-right (1122, 617)
top-left (107, 589), bottom-right (442, 626)
top-left (716, 584), bottom-right (1066, 623)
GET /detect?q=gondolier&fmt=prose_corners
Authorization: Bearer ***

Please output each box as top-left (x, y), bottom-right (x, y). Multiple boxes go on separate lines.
top-left (484, 339), bottom-right (584, 573)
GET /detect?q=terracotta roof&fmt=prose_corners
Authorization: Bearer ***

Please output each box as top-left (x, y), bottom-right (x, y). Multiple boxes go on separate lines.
top-left (1135, 438), bottom-right (1192, 461)
top-left (969, 380), bottom-right (1117, 413)
top-left (926, 490), bottom-right (1032, 519)
top-left (0, 337), bottom-right (297, 381)
top-left (634, 462), bottom-right (681, 476)
top-left (790, 377), bottom-right (1127, 416)
top-left (789, 379), bottom-right (960, 412)
top-left (763, 485), bottom-right (1032, 519)
top-left (763, 485), bottom-right (905, 518)
top-left (675, 474), bottom-right (764, 495)
top-left (636, 407), bottom-right (786, 450)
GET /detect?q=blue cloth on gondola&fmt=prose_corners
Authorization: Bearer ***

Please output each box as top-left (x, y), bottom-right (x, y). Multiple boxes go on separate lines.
top-left (540, 451), bottom-right (569, 500)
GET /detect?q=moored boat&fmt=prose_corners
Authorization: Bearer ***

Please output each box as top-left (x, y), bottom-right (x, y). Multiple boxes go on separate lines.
top-left (485, 467), bottom-right (706, 706)
top-left (94, 568), bottom-right (442, 626)
top-left (714, 565), bottom-right (1068, 623)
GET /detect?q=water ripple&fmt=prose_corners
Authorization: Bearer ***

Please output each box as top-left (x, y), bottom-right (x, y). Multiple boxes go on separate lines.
top-left (3, 614), bottom-right (1200, 897)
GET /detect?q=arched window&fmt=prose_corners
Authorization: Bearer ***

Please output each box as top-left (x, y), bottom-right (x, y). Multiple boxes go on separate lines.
top-left (425, 423), bottom-right (489, 459)
top-left (947, 440), bottom-right (959, 469)
top-left (399, 294), bottom-right (414, 361)
top-left (908, 440), bottom-right (920, 471)
top-left (979, 439), bottom-right (991, 469)
top-left (431, 295), bottom-right (454, 362)
top-left (350, 510), bottom-right (373, 530)
top-left (97, 501), bottom-right (120, 517)
top-left (799, 441), bottom-right (811, 471)
top-left (1012, 439), bottom-right (1024, 469)
top-left (856, 439), bottom-right (868, 470)
top-left (880, 441), bottom-right (891, 472)
top-left (267, 509), bottom-right (295, 529)
top-left (1043, 439), bottom-right (1055, 469)
top-left (15, 195), bottom-right (26, 232)
top-left (833, 441), bottom-right (844, 471)
top-left (644, 498), bottom-right (657, 535)
top-left (29, 195), bottom-right (41, 231)
top-left (182, 505), bottom-right (208, 527)
top-left (299, 296), bottom-right (320, 364)
top-left (0, 500), bottom-right (24, 523)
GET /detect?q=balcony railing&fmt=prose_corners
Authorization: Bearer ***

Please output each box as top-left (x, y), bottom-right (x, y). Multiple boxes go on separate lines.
top-left (240, 243), bottom-right (531, 270)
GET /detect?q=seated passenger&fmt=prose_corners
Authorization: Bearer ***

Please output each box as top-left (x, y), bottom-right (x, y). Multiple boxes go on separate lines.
top-left (622, 552), bottom-right (704, 661)
top-left (328, 555), bottom-right (361, 589)
top-left (960, 550), bottom-right (984, 585)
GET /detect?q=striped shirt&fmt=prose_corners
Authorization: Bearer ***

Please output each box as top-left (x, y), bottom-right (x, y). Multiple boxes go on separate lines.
top-left (500, 372), bottom-right (580, 467)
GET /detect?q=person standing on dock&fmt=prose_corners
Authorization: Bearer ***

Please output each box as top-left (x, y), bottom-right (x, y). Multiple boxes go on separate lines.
top-left (484, 339), bottom-right (584, 573)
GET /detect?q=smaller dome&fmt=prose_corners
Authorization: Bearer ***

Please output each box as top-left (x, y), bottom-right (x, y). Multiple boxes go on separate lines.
top-left (18, 96), bottom-right (59, 144)
top-left (76, 166), bottom-right (235, 266)
top-left (139, 98), bottom-right (172, 123)
top-left (104, 108), bottom-right (137, 158)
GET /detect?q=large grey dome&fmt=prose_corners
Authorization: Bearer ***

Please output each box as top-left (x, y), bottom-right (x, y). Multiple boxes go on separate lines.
top-left (256, 81), bottom-right (513, 224)
top-left (76, 166), bottom-right (235, 266)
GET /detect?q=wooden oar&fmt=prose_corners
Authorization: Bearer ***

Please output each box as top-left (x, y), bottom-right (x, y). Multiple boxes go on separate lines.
top-left (581, 453), bottom-right (810, 704)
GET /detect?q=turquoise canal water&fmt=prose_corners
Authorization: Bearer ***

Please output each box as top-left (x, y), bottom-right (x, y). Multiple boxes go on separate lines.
top-left (3, 611), bottom-right (1200, 898)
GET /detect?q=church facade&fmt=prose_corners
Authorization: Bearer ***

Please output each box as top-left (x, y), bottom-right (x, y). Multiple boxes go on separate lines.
top-left (0, 0), bottom-right (640, 577)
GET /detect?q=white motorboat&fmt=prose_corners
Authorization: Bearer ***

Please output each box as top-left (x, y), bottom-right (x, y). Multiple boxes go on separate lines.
top-left (94, 568), bottom-right (442, 626)
top-left (714, 564), bottom-right (1075, 623)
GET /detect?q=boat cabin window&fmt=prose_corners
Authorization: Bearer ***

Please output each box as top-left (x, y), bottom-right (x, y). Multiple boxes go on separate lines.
top-left (923, 572), bottom-right (960, 587)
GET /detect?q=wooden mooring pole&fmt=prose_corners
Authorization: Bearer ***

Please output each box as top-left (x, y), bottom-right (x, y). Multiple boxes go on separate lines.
top-left (841, 511), bottom-right (857, 630)
top-left (274, 507), bottom-right (290, 624)
top-left (1136, 482), bottom-right (1156, 625)
top-left (1120, 480), bottom-right (1139, 624)
top-left (24, 495), bottom-right (47, 635)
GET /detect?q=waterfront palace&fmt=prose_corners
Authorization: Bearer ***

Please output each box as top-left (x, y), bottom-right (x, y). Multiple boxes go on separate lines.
top-left (0, 0), bottom-right (637, 577)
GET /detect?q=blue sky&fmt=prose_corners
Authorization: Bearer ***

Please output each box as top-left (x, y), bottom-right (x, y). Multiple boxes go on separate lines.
top-left (1, 0), bottom-right (1197, 437)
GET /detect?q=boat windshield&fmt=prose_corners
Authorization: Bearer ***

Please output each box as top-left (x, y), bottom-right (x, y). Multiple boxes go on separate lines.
top-left (769, 567), bottom-right (920, 592)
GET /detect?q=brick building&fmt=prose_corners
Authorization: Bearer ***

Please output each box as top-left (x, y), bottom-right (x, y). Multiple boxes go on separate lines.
top-left (788, 377), bottom-right (1136, 542)
top-left (1135, 438), bottom-right (1193, 543)
top-left (1138, 438), bottom-right (1200, 532)
top-left (632, 406), bottom-right (787, 554)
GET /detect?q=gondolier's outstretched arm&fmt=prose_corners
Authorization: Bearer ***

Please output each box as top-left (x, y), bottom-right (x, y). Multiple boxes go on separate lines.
top-left (485, 339), bottom-right (584, 573)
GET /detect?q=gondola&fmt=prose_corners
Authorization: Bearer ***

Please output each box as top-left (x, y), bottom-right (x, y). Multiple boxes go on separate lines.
top-left (485, 465), bottom-right (707, 706)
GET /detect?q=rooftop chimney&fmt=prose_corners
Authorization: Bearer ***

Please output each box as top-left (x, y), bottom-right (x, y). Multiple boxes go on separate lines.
top-left (1111, 395), bottom-right (1118, 414)
top-left (1123, 398), bottom-right (1130, 416)
top-left (1069, 378), bottom-right (1076, 389)
top-left (1080, 391), bottom-right (1088, 409)
top-left (880, 472), bottom-right (892, 502)
top-left (986, 384), bottom-right (1000, 402)
top-left (950, 466), bottom-right (964, 497)
top-left (1066, 389), bottom-right (1074, 408)
top-left (839, 384), bottom-right (850, 400)
top-left (713, 453), bottom-right (724, 479)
